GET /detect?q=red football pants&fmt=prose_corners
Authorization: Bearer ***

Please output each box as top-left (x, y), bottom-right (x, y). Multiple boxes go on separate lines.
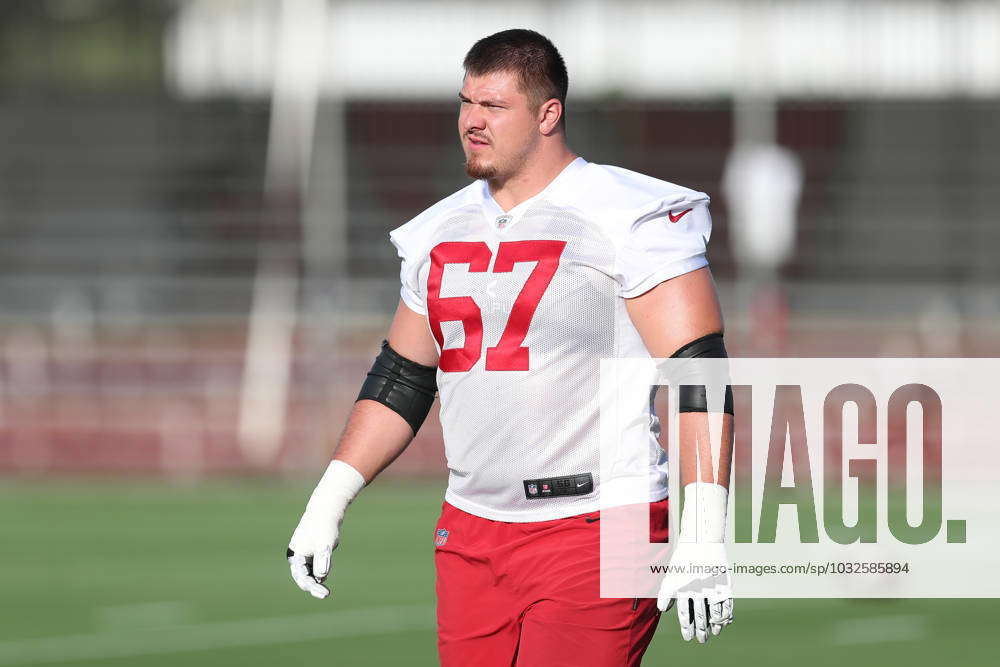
top-left (434, 499), bottom-right (669, 667)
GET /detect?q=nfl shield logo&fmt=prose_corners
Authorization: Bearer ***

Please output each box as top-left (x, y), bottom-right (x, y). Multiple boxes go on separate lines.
top-left (435, 528), bottom-right (449, 547)
top-left (527, 483), bottom-right (538, 495)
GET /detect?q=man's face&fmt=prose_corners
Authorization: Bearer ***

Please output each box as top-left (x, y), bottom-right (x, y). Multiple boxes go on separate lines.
top-left (458, 70), bottom-right (541, 181)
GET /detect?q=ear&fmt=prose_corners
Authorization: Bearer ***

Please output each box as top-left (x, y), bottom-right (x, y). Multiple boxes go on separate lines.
top-left (538, 98), bottom-right (563, 135)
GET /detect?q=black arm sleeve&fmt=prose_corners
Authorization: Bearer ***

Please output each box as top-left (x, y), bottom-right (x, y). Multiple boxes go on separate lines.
top-left (356, 340), bottom-right (438, 435)
top-left (670, 332), bottom-right (734, 415)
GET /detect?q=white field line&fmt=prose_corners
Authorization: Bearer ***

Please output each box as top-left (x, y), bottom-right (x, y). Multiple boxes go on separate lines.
top-left (96, 601), bottom-right (193, 630)
top-left (831, 614), bottom-right (927, 645)
top-left (0, 604), bottom-right (434, 665)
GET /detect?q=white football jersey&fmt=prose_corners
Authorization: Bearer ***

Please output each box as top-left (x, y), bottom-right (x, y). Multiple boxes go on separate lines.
top-left (389, 157), bottom-right (712, 522)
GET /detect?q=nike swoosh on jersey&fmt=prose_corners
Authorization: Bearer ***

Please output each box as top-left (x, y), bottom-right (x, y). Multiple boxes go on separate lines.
top-left (667, 208), bottom-right (693, 223)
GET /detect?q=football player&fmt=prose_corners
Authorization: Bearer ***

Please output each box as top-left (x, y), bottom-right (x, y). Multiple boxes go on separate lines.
top-left (288, 28), bottom-right (734, 665)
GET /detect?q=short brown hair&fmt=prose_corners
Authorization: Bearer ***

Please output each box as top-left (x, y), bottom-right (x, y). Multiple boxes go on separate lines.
top-left (463, 29), bottom-right (568, 120)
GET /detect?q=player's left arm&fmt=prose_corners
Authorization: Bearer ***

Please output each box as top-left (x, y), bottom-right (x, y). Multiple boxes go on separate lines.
top-left (624, 266), bottom-right (732, 491)
top-left (625, 266), bottom-right (735, 643)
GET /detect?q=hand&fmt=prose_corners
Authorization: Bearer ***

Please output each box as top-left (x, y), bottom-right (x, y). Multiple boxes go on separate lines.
top-left (656, 541), bottom-right (734, 642)
top-left (287, 460), bottom-right (366, 600)
top-left (287, 516), bottom-right (337, 600)
top-left (656, 482), bottom-right (734, 643)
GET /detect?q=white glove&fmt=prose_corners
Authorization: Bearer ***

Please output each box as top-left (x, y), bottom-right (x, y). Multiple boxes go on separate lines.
top-left (287, 460), bottom-right (366, 600)
top-left (656, 482), bottom-right (735, 643)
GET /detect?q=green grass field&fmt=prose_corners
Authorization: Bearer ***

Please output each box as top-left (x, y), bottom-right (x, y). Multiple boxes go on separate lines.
top-left (0, 479), bottom-right (995, 666)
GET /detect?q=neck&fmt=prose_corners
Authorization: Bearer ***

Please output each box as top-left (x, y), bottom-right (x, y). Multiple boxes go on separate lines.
top-left (488, 144), bottom-right (578, 212)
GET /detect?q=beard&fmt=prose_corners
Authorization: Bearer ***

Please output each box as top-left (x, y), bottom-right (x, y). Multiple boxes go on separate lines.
top-left (464, 153), bottom-right (499, 180)
top-left (463, 138), bottom-right (534, 182)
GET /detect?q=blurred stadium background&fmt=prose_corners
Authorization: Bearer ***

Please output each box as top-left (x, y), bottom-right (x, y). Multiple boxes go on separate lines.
top-left (0, 1), bottom-right (997, 665)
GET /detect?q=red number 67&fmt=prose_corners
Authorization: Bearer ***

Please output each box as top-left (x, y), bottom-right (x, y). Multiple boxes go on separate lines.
top-left (426, 240), bottom-right (566, 373)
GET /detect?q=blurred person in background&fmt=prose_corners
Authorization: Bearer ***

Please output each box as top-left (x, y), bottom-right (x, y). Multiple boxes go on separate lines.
top-left (287, 28), bottom-right (735, 666)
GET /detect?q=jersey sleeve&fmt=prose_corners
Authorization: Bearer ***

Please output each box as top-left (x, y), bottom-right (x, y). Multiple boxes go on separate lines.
top-left (388, 222), bottom-right (428, 315)
top-left (614, 199), bottom-right (712, 298)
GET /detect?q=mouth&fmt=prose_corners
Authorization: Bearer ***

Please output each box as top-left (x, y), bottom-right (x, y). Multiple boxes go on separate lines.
top-left (467, 135), bottom-right (490, 150)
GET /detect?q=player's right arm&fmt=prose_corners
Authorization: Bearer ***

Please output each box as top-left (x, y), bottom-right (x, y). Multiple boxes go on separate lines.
top-left (287, 300), bottom-right (439, 599)
top-left (334, 300), bottom-right (439, 480)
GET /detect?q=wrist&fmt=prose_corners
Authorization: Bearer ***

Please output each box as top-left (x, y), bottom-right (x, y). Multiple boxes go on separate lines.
top-left (306, 459), bottom-right (366, 516)
top-left (679, 482), bottom-right (728, 543)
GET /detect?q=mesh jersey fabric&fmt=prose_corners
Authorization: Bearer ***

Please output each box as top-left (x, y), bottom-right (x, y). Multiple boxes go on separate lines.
top-left (389, 157), bottom-right (712, 522)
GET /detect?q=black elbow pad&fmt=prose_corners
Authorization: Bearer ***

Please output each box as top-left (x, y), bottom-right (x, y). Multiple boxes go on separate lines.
top-left (357, 340), bottom-right (438, 434)
top-left (670, 332), bottom-right (734, 415)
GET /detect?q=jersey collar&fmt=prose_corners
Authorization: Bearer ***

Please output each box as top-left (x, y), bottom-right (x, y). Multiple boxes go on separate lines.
top-left (479, 156), bottom-right (588, 231)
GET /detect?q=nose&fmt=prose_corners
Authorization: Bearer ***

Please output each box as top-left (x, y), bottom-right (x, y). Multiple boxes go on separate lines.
top-left (460, 104), bottom-right (486, 135)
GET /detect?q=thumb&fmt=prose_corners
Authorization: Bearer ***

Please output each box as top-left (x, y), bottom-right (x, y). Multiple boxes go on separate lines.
top-left (657, 573), bottom-right (685, 610)
top-left (313, 545), bottom-right (333, 582)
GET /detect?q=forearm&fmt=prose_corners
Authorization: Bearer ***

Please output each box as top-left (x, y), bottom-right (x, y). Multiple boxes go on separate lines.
top-left (332, 399), bottom-right (419, 483)
top-left (678, 412), bottom-right (733, 490)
